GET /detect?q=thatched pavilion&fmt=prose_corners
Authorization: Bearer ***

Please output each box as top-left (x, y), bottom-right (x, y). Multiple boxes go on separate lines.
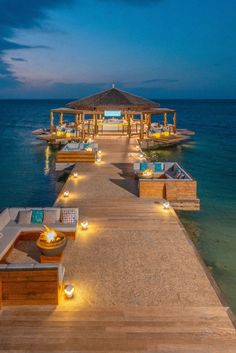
top-left (50, 87), bottom-right (176, 140)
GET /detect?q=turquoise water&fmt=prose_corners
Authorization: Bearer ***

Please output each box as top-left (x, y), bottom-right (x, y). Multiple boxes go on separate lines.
top-left (0, 99), bottom-right (235, 312)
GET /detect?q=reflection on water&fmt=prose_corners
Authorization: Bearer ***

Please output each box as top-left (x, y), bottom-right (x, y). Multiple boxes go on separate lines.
top-left (44, 146), bottom-right (51, 176)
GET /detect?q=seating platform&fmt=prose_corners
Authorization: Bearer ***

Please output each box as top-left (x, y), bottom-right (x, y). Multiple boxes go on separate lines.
top-left (134, 162), bottom-right (200, 210)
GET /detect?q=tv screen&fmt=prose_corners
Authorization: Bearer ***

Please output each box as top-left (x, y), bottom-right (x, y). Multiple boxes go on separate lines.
top-left (104, 110), bottom-right (121, 117)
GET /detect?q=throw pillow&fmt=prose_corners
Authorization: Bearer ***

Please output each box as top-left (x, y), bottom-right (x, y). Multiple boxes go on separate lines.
top-left (31, 209), bottom-right (44, 224)
top-left (43, 210), bottom-right (57, 224)
top-left (61, 209), bottom-right (78, 224)
top-left (17, 210), bottom-right (32, 224)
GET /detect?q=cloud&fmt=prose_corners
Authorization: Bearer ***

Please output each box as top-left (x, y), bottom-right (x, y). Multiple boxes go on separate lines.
top-left (11, 57), bottom-right (28, 62)
top-left (0, 0), bottom-right (75, 92)
top-left (99, 0), bottom-right (160, 5)
top-left (141, 78), bottom-right (179, 84)
top-left (121, 0), bottom-right (160, 3)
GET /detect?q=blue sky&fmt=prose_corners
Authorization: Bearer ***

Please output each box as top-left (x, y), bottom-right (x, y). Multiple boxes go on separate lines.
top-left (0, 0), bottom-right (236, 99)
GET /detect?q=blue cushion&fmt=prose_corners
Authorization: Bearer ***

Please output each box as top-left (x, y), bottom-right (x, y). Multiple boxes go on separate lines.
top-left (31, 210), bottom-right (43, 224)
top-left (140, 163), bottom-right (148, 171)
top-left (84, 143), bottom-right (90, 149)
top-left (154, 163), bottom-right (164, 172)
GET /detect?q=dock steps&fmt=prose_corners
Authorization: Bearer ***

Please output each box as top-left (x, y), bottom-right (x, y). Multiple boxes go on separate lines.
top-left (1, 306), bottom-right (235, 352)
top-left (171, 198), bottom-right (200, 211)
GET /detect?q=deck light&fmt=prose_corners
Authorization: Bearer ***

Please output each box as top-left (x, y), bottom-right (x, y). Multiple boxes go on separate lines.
top-left (163, 201), bottom-right (170, 210)
top-left (139, 153), bottom-right (144, 159)
top-left (96, 156), bottom-right (102, 163)
top-left (64, 284), bottom-right (75, 299)
top-left (143, 169), bottom-right (153, 178)
top-left (81, 219), bottom-right (88, 230)
top-left (73, 172), bottom-right (78, 179)
top-left (98, 150), bottom-right (102, 156)
top-left (63, 191), bottom-right (70, 198)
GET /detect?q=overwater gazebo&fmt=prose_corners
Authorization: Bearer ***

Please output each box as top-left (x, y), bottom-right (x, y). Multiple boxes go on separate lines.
top-left (50, 87), bottom-right (177, 140)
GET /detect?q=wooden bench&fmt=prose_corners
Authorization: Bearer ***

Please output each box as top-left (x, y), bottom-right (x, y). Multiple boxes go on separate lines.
top-left (0, 264), bottom-right (65, 308)
top-left (56, 151), bottom-right (96, 163)
top-left (139, 179), bottom-right (200, 211)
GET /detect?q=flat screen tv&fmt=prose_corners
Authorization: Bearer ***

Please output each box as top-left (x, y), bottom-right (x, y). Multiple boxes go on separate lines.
top-left (104, 111), bottom-right (121, 117)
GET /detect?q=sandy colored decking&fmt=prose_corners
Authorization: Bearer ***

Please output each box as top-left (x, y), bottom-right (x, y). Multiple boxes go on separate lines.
top-left (1, 136), bottom-right (235, 352)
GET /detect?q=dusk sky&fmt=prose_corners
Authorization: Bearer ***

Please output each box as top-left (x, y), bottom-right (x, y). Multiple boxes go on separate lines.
top-left (0, 0), bottom-right (236, 99)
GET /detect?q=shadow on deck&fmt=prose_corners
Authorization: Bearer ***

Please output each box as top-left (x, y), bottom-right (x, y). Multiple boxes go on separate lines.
top-left (110, 163), bottom-right (139, 197)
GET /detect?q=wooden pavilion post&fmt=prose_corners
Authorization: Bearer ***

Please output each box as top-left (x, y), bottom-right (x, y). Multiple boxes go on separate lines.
top-left (127, 114), bottom-right (131, 137)
top-left (173, 112), bottom-right (177, 133)
top-left (75, 113), bottom-right (79, 137)
top-left (164, 112), bottom-right (168, 127)
top-left (146, 113), bottom-right (151, 136)
top-left (79, 113), bottom-right (83, 138)
top-left (140, 113), bottom-right (144, 139)
top-left (81, 113), bottom-right (85, 140)
top-left (50, 111), bottom-right (54, 134)
top-left (95, 114), bottom-right (98, 135)
top-left (59, 113), bottom-right (63, 125)
top-left (148, 113), bottom-right (152, 131)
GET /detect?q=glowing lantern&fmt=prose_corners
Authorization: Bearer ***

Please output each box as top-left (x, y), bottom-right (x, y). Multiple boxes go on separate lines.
top-left (64, 284), bottom-right (75, 299)
top-left (73, 172), bottom-right (78, 179)
top-left (143, 169), bottom-right (153, 178)
top-left (63, 191), bottom-right (70, 198)
top-left (81, 219), bottom-right (88, 230)
top-left (163, 201), bottom-right (170, 209)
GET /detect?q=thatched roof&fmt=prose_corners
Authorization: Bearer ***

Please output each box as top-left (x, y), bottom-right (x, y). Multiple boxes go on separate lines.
top-left (67, 87), bottom-right (160, 111)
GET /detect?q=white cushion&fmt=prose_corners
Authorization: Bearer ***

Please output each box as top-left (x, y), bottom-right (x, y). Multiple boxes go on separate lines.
top-left (0, 209), bottom-right (11, 230)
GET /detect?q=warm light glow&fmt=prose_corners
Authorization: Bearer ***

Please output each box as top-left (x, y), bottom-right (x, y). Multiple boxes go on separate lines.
top-left (139, 153), bottom-right (145, 158)
top-left (136, 145), bottom-right (140, 150)
top-left (86, 147), bottom-right (93, 151)
top-left (73, 172), bottom-right (78, 179)
top-left (64, 284), bottom-right (75, 299)
top-left (63, 190), bottom-right (70, 198)
top-left (40, 226), bottom-right (58, 243)
top-left (163, 201), bottom-right (170, 209)
top-left (98, 150), bottom-right (102, 156)
top-left (96, 156), bottom-right (102, 163)
top-left (81, 219), bottom-right (88, 230)
top-left (143, 169), bottom-right (153, 178)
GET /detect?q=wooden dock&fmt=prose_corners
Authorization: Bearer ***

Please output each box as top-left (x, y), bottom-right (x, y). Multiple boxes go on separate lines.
top-left (1, 136), bottom-right (235, 352)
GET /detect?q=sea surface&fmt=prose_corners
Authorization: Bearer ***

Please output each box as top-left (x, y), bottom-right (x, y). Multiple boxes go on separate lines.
top-left (0, 99), bottom-right (235, 312)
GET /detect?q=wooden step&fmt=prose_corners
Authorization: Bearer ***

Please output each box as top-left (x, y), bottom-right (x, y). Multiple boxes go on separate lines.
top-left (0, 307), bottom-right (235, 352)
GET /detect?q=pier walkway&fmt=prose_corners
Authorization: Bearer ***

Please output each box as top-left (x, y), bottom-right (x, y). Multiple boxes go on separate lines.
top-left (1, 136), bottom-right (235, 352)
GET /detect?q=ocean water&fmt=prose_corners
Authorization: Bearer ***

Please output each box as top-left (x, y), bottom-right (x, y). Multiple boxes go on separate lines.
top-left (0, 99), bottom-right (235, 312)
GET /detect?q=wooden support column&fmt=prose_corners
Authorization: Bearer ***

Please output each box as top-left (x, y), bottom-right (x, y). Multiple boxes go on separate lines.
top-left (59, 113), bottom-right (63, 125)
top-left (146, 113), bottom-right (151, 136)
top-left (148, 113), bottom-right (152, 130)
top-left (127, 114), bottom-right (131, 137)
top-left (140, 113), bottom-right (144, 140)
top-left (94, 114), bottom-right (98, 135)
top-left (173, 112), bottom-right (177, 133)
top-left (82, 113), bottom-right (85, 140)
top-left (75, 113), bottom-right (79, 137)
top-left (164, 112), bottom-right (168, 127)
top-left (50, 112), bottom-right (54, 133)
